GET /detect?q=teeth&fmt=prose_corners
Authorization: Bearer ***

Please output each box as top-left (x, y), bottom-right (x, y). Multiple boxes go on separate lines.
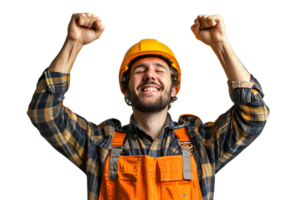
top-left (143, 87), bottom-right (154, 92)
top-left (145, 87), bottom-right (151, 92)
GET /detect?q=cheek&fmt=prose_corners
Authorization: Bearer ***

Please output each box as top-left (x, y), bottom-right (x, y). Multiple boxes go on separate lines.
top-left (129, 76), bottom-right (140, 91)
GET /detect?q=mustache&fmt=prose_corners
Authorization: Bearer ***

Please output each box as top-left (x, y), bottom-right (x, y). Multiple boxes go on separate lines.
top-left (139, 82), bottom-right (163, 90)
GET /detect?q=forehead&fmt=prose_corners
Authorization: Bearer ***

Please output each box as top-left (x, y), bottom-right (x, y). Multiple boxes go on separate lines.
top-left (131, 57), bottom-right (169, 70)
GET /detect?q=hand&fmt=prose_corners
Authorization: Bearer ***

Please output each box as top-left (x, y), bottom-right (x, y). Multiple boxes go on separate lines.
top-left (191, 14), bottom-right (227, 46)
top-left (67, 13), bottom-right (105, 45)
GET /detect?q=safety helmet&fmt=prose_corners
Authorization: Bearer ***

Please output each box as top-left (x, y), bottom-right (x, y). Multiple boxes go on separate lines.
top-left (119, 39), bottom-right (181, 95)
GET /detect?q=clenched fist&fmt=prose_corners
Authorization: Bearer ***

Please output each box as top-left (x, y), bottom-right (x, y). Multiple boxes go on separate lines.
top-left (189, 13), bottom-right (228, 46)
top-left (67, 13), bottom-right (105, 45)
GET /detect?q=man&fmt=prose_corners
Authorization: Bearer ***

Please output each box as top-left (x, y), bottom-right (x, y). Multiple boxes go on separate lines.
top-left (27, 13), bottom-right (270, 200)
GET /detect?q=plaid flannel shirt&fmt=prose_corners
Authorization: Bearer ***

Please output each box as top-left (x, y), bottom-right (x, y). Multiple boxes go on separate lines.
top-left (27, 67), bottom-right (270, 200)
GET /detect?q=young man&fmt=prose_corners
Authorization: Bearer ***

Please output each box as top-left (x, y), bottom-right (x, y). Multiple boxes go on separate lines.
top-left (27, 13), bottom-right (270, 200)
top-left (125, 57), bottom-right (176, 140)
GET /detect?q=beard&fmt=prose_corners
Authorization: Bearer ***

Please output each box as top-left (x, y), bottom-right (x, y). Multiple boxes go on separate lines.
top-left (128, 85), bottom-right (172, 113)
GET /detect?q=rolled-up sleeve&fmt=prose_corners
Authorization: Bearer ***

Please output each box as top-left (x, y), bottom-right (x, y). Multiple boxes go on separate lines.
top-left (200, 74), bottom-right (270, 174)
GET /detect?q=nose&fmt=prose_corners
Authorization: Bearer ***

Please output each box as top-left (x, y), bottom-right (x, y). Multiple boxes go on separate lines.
top-left (143, 67), bottom-right (156, 81)
top-left (142, 68), bottom-right (162, 89)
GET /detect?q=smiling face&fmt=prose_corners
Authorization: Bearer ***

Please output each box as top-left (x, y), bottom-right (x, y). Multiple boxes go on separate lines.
top-left (125, 57), bottom-right (177, 113)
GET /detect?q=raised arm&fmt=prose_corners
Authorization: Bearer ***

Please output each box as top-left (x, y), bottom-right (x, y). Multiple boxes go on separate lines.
top-left (27, 13), bottom-right (105, 173)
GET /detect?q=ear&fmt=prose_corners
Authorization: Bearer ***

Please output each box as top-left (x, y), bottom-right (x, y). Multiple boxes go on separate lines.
top-left (124, 89), bottom-right (128, 98)
top-left (171, 86), bottom-right (177, 97)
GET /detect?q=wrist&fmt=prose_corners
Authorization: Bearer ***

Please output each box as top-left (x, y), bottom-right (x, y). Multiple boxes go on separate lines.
top-left (210, 38), bottom-right (229, 50)
top-left (48, 37), bottom-right (83, 73)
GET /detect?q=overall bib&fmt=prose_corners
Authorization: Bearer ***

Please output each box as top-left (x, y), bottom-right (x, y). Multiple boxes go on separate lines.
top-left (98, 127), bottom-right (203, 200)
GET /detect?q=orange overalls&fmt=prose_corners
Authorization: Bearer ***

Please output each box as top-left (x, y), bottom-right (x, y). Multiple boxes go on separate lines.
top-left (98, 127), bottom-right (203, 200)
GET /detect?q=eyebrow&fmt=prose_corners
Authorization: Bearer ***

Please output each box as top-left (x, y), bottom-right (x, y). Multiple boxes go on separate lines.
top-left (133, 62), bottom-right (168, 71)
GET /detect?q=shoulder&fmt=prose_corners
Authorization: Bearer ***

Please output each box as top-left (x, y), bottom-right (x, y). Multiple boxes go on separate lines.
top-left (177, 114), bottom-right (202, 129)
top-left (97, 118), bottom-right (122, 129)
top-left (178, 114), bottom-right (201, 121)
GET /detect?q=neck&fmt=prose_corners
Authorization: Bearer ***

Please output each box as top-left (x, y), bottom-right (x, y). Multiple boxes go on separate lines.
top-left (132, 107), bottom-right (168, 140)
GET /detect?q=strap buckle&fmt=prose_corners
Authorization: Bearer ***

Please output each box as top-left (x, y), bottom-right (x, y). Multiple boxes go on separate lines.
top-left (177, 141), bottom-right (196, 156)
top-left (110, 145), bottom-right (123, 150)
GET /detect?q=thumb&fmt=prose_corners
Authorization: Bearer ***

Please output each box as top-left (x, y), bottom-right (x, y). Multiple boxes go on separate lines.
top-left (190, 21), bottom-right (199, 35)
top-left (95, 20), bottom-right (106, 32)
top-left (95, 20), bottom-right (100, 31)
top-left (191, 20), bottom-right (200, 34)
top-left (95, 20), bottom-right (107, 37)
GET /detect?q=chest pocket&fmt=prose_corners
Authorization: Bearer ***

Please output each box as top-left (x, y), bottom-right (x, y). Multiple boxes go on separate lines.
top-left (104, 156), bottom-right (143, 200)
top-left (118, 156), bottom-right (143, 181)
top-left (158, 155), bottom-right (202, 200)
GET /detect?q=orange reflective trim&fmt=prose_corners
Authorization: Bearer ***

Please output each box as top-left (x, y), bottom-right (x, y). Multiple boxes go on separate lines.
top-left (110, 131), bottom-right (126, 148)
top-left (177, 113), bottom-right (203, 119)
top-left (111, 125), bottom-right (193, 147)
top-left (174, 127), bottom-right (190, 143)
top-left (174, 127), bottom-right (196, 156)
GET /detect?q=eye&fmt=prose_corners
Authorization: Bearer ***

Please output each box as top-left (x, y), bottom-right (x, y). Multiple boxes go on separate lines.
top-left (137, 71), bottom-right (163, 74)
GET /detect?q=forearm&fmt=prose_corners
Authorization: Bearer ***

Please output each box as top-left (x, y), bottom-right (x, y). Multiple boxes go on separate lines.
top-left (210, 39), bottom-right (251, 82)
top-left (47, 36), bottom-right (83, 73)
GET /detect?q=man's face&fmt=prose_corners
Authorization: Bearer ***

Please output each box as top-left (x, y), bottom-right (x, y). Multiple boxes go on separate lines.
top-left (125, 57), bottom-right (177, 113)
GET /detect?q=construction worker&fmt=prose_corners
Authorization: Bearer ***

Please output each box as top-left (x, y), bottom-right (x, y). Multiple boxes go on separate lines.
top-left (27, 13), bottom-right (270, 200)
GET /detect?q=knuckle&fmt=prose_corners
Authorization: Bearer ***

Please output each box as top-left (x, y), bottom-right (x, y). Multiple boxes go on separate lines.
top-left (72, 12), bottom-right (82, 19)
top-left (79, 14), bottom-right (86, 25)
top-left (86, 13), bottom-right (92, 18)
top-left (94, 15), bottom-right (98, 20)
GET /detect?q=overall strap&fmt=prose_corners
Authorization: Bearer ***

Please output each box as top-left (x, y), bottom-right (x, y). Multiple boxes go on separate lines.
top-left (108, 131), bottom-right (127, 180)
top-left (174, 127), bottom-right (194, 180)
top-left (108, 128), bottom-right (194, 181)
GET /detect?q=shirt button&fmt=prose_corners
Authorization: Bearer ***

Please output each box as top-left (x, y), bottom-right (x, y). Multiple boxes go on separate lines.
top-left (182, 193), bottom-right (185, 197)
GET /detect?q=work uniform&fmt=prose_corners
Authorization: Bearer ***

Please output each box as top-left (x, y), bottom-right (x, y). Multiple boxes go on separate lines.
top-left (99, 127), bottom-right (202, 200)
top-left (25, 39), bottom-right (271, 200)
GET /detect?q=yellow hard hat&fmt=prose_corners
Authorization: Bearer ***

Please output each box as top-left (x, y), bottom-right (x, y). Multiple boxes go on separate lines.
top-left (119, 39), bottom-right (181, 95)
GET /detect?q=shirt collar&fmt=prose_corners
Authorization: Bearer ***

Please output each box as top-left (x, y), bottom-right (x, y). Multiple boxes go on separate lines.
top-left (128, 112), bottom-right (175, 140)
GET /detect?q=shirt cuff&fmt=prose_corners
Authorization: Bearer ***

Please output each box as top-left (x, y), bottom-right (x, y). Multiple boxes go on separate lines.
top-left (227, 73), bottom-right (267, 104)
top-left (39, 67), bottom-right (71, 94)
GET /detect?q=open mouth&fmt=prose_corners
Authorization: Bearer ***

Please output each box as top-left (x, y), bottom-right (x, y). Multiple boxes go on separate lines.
top-left (139, 85), bottom-right (161, 94)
